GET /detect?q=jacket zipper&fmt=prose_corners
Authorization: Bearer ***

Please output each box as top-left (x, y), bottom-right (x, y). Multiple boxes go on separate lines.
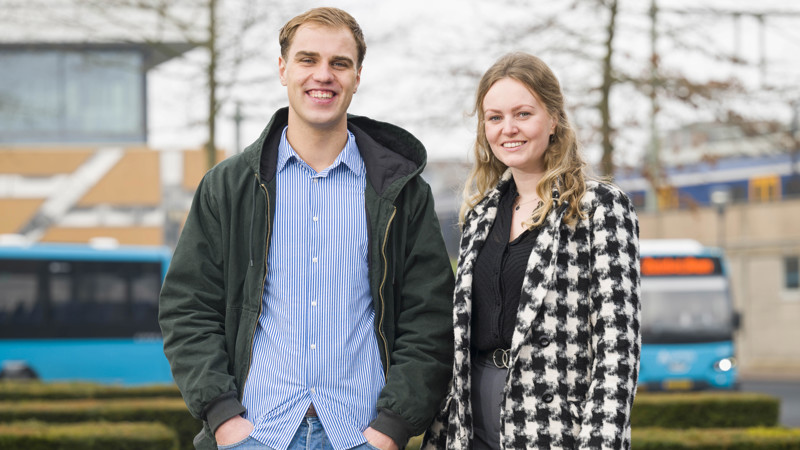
top-left (378, 207), bottom-right (397, 378)
top-left (241, 179), bottom-right (270, 400)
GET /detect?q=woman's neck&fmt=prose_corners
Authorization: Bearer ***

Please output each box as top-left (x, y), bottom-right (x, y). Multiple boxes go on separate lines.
top-left (511, 168), bottom-right (544, 200)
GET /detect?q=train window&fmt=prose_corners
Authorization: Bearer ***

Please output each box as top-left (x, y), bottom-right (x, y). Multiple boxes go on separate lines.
top-left (785, 177), bottom-right (800, 198)
top-left (786, 256), bottom-right (799, 290)
top-left (749, 175), bottom-right (780, 202)
top-left (657, 186), bottom-right (679, 210)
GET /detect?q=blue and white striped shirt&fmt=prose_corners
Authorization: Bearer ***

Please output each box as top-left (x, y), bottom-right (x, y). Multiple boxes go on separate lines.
top-left (241, 127), bottom-right (384, 450)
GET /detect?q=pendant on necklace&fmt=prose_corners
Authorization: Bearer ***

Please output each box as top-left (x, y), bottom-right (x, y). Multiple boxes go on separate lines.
top-left (515, 205), bottom-right (520, 211)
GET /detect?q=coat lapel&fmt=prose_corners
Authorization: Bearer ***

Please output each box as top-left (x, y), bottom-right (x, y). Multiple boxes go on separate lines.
top-left (509, 185), bottom-right (567, 358)
top-left (451, 171), bottom-right (511, 380)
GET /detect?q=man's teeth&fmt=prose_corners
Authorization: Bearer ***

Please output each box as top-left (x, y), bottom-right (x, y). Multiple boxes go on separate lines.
top-left (502, 142), bottom-right (523, 148)
top-left (310, 91), bottom-right (333, 99)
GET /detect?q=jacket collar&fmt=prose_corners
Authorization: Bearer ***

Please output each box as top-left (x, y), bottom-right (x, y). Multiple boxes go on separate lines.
top-left (242, 107), bottom-right (427, 198)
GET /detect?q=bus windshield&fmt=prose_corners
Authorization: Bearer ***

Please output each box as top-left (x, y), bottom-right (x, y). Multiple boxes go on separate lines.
top-left (641, 278), bottom-right (734, 344)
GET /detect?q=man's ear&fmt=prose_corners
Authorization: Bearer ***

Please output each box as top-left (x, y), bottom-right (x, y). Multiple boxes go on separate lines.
top-left (354, 65), bottom-right (362, 93)
top-left (279, 56), bottom-right (287, 86)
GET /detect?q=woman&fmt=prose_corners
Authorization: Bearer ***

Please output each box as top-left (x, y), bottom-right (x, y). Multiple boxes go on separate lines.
top-left (423, 53), bottom-right (641, 449)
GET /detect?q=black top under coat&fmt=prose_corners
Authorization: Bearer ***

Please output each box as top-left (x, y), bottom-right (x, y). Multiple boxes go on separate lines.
top-left (471, 182), bottom-right (540, 352)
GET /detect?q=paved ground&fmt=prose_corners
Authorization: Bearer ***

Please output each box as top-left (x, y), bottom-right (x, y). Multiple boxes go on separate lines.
top-left (739, 375), bottom-right (800, 428)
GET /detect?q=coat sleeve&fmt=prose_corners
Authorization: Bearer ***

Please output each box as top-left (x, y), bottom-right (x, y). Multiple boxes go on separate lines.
top-left (578, 187), bottom-right (641, 449)
top-left (158, 173), bottom-right (246, 433)
top-left (372, 179), bottom-right (456, 447)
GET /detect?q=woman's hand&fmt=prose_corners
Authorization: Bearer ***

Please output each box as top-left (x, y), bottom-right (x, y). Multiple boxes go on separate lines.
top-left (214, 416), bottom-right (254, 446)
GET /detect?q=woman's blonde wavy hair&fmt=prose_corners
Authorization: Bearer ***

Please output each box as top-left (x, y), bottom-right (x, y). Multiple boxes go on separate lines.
top-left (460, 52), bottom-right (588, 227)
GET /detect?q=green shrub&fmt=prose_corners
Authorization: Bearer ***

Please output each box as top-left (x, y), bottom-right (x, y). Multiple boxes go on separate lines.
top-left (633, 427), bottom-right (800, 449)
top-left (0, 398), bottom-right (198, 450)
top-left (0, 381), bottom-right (181, 401)
top-left (632, 392), bottom-right (780, 428)
top-left (0, 420), bottom-right (178, 450)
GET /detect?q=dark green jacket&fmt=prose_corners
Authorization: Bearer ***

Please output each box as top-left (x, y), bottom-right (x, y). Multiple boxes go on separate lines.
top-left (159, 108), bottom-right (455, 449)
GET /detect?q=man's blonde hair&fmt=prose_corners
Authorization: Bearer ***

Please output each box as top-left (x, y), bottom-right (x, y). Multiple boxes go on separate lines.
top-left (279, 7), bottom-right (367, 68)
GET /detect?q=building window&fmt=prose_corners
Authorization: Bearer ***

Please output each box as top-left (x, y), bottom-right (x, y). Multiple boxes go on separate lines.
top-left (786, 256), bottom-right (800, 290)
top-left (0, 49), bottom-right (145, 144)
top-left (749, 175), bottom-right (781, 202)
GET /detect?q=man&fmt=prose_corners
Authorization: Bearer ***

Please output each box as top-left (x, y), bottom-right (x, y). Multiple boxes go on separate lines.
top-left (158, 7), bottom-right (454, 450)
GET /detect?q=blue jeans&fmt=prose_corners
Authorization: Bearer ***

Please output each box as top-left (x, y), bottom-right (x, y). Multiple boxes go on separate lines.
top-left (216, 417), bottom-right (381, 450)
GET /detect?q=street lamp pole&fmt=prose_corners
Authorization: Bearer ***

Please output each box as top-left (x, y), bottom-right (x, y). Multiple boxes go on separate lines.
top-left (710, 188), bottom-right (731, 248)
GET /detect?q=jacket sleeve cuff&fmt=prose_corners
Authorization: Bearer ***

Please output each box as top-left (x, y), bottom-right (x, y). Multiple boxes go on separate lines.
top-left (202, 391), bottom-right (247, 434)
top-left (369, 408), bottom-right (415, 449)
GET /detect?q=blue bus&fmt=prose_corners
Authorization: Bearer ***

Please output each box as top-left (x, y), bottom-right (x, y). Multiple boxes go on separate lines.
top-left (638, 239), bottom-right (739, 391)
top-left (0, 240), bottom-right (174, 385)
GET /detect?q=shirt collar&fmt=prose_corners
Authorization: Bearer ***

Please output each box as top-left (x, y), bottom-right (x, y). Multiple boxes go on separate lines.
top-left (276, 126), bottom-right (364, 177)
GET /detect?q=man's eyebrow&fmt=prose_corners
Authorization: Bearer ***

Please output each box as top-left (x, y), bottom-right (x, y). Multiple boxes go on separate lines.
top-left (330, 55), bottom-right (355, 65)
top-left (294, 51), bottom-right (320, 60)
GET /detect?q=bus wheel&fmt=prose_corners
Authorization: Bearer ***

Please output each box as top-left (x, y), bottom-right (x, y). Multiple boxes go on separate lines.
top-left (0, 361), bottom-right (39, 380)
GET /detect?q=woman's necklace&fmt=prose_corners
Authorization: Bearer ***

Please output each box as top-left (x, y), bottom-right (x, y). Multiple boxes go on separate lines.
top-left (514, 195), bottom-right (540, 211)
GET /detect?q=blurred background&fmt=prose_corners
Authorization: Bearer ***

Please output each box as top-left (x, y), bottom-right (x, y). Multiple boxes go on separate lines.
top-left (1, 0), bottom-right (799, 426)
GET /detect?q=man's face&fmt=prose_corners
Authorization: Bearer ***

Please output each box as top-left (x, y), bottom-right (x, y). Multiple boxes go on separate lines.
top-left (279, 24), bottom-right (362, 133)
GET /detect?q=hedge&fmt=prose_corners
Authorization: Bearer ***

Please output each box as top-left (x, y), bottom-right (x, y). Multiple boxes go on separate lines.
top-left (0, 398), bottom-right (198, 450)
top-left (405, 428), bottom-right (800, 450)
top-left (632, 392), bottom-right (780, 428)
top-left (0, 381), bottom-right (181, 401)
top-left (0, 420), bottom-right (178, 450)
top-left (632, 427), bottom-right (800, 449)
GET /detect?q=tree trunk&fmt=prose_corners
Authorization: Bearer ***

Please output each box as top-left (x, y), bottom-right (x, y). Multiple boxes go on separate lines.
top-left (205, 0), bottom-right (218, 170)
top-left (599, 0), bottom-right (617, 177)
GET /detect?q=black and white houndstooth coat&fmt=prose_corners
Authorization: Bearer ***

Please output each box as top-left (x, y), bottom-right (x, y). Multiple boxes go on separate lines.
top-left (423, 170), bottom-right (641, 449)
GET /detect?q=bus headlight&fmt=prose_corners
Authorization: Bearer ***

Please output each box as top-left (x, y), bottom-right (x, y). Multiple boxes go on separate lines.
top-left (714, 357), bottom-right (736, 372)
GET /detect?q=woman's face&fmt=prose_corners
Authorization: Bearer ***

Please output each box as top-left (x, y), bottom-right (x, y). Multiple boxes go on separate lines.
top-left (482, 77), bottom-right (555, 175)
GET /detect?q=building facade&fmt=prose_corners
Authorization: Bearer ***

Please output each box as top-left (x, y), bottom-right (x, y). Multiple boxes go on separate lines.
top-left (0, 42), bottom-right (210, 247)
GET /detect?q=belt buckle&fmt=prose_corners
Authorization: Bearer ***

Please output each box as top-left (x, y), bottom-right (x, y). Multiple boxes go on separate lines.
top-left (491, 348), bottom-right (510, 369)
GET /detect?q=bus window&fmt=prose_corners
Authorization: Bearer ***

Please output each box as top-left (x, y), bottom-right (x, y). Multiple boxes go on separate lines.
top-left (0, 258), bottom-right (163, 338)
top-left (0, 260), bottom-right (43, 329)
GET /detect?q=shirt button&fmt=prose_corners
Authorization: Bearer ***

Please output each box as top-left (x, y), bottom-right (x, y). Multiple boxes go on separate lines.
top-left (310, 344), bottom-right (316, 350)
top-left (309, 387), bottom-right (315, 394)
top-left (539, 337), bottom-right (551, 347)
top-left (313, 179), bottom-right (319, 184)
top-left (542, 392), bottom-right (554, 403)
top-left (312, 257), bottom-right (318, 263)
top-left (311, 301), bottom-right (317, 307)
top-left (313, 216), bottom-right (318, 222)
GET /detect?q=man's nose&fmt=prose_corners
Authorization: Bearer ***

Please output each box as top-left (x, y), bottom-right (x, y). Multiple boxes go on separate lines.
top-left (313, 64), bottom-right (334, 82)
